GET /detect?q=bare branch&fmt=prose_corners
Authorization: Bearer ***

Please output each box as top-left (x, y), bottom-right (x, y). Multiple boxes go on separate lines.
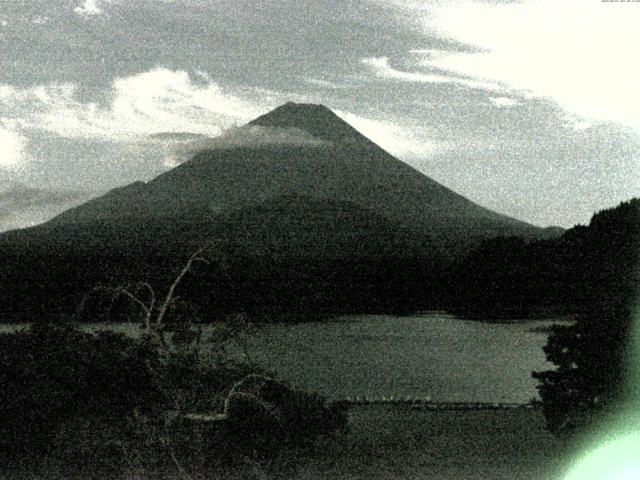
top-left (156, 246), bottom-right (210, 327)
top-left (136, 282), bottom-right (156, 311)
top-left (133, 282), bottom-right (156, 330)
top-left (76, 283), bottom-right (156, 327)
top-left (117, 287), bottom-right (150, 316)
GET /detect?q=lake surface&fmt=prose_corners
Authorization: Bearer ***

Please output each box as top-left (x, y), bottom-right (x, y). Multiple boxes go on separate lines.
top-left (1, 312), bottom-right (564, 404)
top-left (238, 312), bottom-right (562, 403)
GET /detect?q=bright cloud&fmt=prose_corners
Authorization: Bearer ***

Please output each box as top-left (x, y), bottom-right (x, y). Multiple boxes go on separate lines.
top-left (0, 68), bottom-right (269, 142)
top-left (74, 0), bottom-right (103, 16)
top-left (362, 56), bottom-right (504, 92)
top-left (0, 66), bottom-right (444, 165)
top-left (0, 125), bottom-right (27, 169)
top-left (489, 97), bottom-right (520, 108)
top-left (420, 0), bottom-right (640, 128)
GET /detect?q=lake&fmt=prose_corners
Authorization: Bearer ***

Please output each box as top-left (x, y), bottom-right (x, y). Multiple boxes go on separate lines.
top-left (1, 312), bottom-right (564, 404)
top-left (236, 312), bottom-right (562, 403)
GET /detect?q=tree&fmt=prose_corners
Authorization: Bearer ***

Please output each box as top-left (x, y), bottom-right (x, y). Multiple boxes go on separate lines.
top-left (77, 246), bottom-right (213, 352)
top-left (532, 199), bottom-right (640, 436)
top-left (532, 299), bottom-right (634, 435)
top-left (0, 245), bottom-right (349, 478)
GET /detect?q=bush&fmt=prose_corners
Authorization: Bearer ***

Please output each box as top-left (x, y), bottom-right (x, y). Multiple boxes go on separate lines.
top-left (0, 322), bottom-right (349, 478)
top-left (532, 199), bottom-right (639, 437)
top-left (0, 323), bottom-right (163, 459)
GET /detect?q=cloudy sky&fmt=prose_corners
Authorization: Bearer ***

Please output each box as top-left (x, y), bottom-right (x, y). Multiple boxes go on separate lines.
top-left (0, 0), bottom-right (639, 231)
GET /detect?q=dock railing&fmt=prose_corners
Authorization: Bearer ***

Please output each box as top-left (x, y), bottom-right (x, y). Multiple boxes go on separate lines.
top-left (336, 396), bottom-right (535, 410)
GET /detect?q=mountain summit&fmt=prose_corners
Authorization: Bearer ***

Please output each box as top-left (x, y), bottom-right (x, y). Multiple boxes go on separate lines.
top-left (248, 102), bottom-right (366, 143)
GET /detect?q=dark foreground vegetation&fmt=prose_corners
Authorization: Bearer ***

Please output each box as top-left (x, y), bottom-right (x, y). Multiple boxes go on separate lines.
top-left (1, 200), bottom-right (637, 324)
top-left (532, 199), bottom-right (639, 437)
top-left (450, 198), bottom-right (640, 319)
top-left (0, 321), bottom-right (348, 479)
top-left (0, 197), bottom-right (636, 477)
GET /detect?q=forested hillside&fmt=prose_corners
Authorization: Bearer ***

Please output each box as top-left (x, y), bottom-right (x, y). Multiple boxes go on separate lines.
top-left (449, 199), bottom-right (640, 319)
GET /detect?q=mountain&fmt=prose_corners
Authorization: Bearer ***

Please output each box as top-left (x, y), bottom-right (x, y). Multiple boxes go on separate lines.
top-left (38, 103), bottom-right (544, 245)
top-left (0, 102), bottom-right (560, 320)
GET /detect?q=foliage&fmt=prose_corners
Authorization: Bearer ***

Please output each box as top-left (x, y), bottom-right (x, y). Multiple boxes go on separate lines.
top-left (532, 302), bottom-right (633, 436)
top-left (0, 318), bottom-right (348, 478)
top-left (0, 323), bottom-right (163, 462)
top-left (450, 198), bottom-right (640, 318)
top-left (532, 199), bottom-right (639, 436)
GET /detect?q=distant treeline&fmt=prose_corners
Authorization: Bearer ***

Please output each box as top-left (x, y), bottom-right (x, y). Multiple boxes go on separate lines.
top-left (0, 225), bottom-right (442, 323)
top-left (2, 254), bottom-right (443, 323)
top-left (446, 198), bottom-right (640, 319)
top-left (0, 199), bottom-right (637, 323)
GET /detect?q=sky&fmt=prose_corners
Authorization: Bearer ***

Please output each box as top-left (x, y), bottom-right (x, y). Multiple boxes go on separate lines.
top-left (0, 0), bottom-right (639, 231)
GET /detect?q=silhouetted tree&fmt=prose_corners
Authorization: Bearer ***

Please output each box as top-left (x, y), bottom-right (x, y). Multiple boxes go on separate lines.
top-left (533, 300), bottom-right (634, 435)
top-left (533, 199), bottom-right (639, 435)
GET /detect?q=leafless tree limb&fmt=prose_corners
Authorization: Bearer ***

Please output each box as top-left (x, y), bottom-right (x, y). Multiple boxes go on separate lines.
top-left (155, 246), bottom-right (210, 328)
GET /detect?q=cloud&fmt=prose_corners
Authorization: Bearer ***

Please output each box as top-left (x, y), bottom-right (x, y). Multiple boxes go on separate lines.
top-left (74, 0), bottom-right (103, 16)
top-left (301, 77), bottom-right (351, 90)
top-left (0, 125), bottom-right (27, 169)
top-left (208, 126), bottom-right (331, 148)
top-left (417, 0), bottom-right (640, 128)
top-left (144, 109), bottom-right (445, 168)
top-left (0, 68), bottom-right (270, 142)
top-left (361, 56), bottom-right (504, 92)
top-left (0, 183), bottom-right (92, 231)
top-left (489, 96), bottom-right (520, 108)
top-left (147, 126), bottom-right (331, 167)
top-left (334, 110), bottom-right (449, 160)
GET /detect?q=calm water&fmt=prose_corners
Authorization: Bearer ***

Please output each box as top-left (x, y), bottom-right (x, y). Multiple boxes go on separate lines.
top-left (238, 312), bottom-right (561, 403)
top-left (1, 313), bottom-right (564, 403)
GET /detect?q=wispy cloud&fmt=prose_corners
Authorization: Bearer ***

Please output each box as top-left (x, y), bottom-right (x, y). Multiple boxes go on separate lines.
top-left (204, 125), bottom-right (330, 149)
top-left (74, 0), bottom-right (103, 16)
top-left (0, 68), bottom-right (270, 143)
top-left (300, 77), bottom-right (351, 90)
top-left (147, 126), bottom-right (330, 167)
top-left (361, 56), bottom-right (504, 92)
